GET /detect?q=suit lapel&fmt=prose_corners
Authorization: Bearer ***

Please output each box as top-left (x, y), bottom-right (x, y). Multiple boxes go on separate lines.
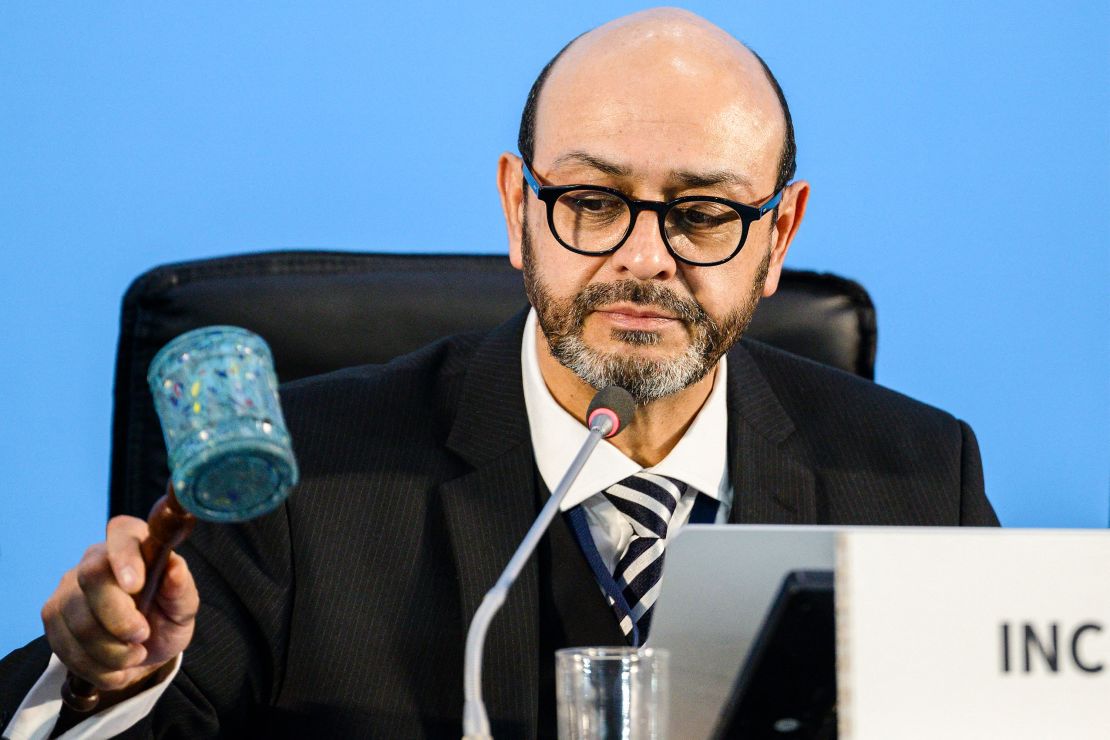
top-left (440, 310), bottom-right (541, 735)
top-left (725, 342), bottom-right (818, 524)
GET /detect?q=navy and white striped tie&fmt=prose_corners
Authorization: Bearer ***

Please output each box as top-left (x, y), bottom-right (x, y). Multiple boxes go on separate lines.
top-left (603, 472), bottom-right (687, 643)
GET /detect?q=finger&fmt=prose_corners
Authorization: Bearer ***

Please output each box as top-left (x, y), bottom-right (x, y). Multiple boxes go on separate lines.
top-left (46, 603), bottom-right (101, 681)
top-left (42, 570), bottom-right (80, 659)
top-left (47, 602), bottom-right (151, 692)
top-left (156, 553), bottom-right (199, 626)
top-left (58, 588), bottom-right (147, 671)
top-left (76, 546), bottom-right (150, 644)
top-left (105, 516), bottom-right (150, 594)
top-left (141, 553), bottom-right (198, 666)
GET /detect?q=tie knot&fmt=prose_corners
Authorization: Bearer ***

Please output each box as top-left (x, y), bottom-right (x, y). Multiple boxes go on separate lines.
top-left (603, 472), bottom-right (687, 539)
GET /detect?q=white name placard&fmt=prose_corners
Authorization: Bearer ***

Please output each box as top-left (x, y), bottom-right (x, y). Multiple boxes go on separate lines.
top-left (836, 529), bottom-right (1110, 740)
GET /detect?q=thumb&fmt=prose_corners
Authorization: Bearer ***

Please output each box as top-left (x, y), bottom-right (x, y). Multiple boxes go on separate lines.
top-left (105, 516), bottom-right (151, 595)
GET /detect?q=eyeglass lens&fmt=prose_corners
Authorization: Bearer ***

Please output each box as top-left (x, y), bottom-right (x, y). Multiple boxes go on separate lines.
top-left (551, 189), bottom-right (745, 263)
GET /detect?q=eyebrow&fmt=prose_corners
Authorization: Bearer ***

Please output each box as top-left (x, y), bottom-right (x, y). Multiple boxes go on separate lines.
top-left (671, 168), bottom-right (754, 193)
top-left (550, 150), bottom-right (630, 177)
top-left (548, 150), bottom-right (754, 193)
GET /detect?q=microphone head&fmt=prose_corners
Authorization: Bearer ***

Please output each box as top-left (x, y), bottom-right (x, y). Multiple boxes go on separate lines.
top-left (586, 386), bottom-right (636, 438)
top-left (148, 326), bottom-right (299, 522)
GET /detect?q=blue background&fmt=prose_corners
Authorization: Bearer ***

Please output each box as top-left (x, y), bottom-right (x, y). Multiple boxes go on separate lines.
top-left (2, 2), bottom-right (1107, 655)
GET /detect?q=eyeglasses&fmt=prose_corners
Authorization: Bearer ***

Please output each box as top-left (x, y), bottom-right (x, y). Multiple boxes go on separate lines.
top-left (522, 160), bottom-right (782, 267)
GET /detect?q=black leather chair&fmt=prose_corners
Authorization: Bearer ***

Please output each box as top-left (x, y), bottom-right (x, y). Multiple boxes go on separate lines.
top-left (109, 250), bottom-right (876, 518)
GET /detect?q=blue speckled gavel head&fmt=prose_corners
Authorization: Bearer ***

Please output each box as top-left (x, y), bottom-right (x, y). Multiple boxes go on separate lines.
top-left (147, 326), bottom-right (299, 522)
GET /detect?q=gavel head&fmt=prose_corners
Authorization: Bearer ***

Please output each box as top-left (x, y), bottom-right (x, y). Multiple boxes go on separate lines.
top-left (147, 326), bottom-right (299, 522)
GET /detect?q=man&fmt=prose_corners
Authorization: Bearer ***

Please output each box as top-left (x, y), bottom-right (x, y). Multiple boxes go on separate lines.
top-left (2, 8), bottom-right (998, 739)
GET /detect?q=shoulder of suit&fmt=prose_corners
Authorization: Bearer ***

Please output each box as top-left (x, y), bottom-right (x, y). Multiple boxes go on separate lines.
top-left (734, 338), bottom-right (965, 433)
top-left (281, 329), bottom-right (487, 393)
top-left (273, 328), bottom-right (491, 438)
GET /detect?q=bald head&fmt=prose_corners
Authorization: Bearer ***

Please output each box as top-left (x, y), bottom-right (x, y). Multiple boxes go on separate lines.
top-left (518, 8), bottom-right (796, 193)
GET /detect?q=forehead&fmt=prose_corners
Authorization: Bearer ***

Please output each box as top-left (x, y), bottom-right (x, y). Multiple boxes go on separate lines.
top-left (533, 23), bottom-right (785, 193)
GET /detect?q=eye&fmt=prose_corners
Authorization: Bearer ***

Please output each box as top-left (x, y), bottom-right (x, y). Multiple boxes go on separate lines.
top-left (566, 194), bottom-right (623, 215)
top-left (556, 191), bottom-right (628, 224)
top-left (672, 202), bottom-right (738, 230)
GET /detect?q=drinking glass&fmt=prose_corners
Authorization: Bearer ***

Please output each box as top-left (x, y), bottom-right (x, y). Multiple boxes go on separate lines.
top-left (556, 647), bottom-right (669, 740)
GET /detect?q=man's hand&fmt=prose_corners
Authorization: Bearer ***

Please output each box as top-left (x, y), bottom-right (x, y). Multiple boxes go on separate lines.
top-left (41, 515), bottom-right (199, 697)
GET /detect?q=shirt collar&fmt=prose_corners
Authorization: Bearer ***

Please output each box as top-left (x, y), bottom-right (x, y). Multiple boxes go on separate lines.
top-left (521, 308), bottom-right (729, 511)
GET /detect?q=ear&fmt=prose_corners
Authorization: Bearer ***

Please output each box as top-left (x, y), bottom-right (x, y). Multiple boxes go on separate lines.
top-left (497, 152), bottom-right (526, 270)
top-left (761, 179), bottom-right (810, 297)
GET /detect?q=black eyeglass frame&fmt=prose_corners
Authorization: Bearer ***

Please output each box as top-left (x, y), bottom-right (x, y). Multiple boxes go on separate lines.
top-left (521, 160), bottom-right (783, 267)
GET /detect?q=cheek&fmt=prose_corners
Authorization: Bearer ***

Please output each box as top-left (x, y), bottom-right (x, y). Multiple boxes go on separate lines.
top-left (675, 265), bottom-right (720, 307)
top-left (528, 229), bottom-right (609, 294)
top-left (682, 260), bottom-right (763, 319)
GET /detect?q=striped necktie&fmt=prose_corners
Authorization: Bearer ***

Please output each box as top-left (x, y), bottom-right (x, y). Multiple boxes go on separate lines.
top-left (602, 472), bottom-right (687, 643)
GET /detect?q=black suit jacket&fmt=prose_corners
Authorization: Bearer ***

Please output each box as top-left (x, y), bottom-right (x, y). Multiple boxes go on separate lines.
top-left (0, 311), bottom-right (996, 738)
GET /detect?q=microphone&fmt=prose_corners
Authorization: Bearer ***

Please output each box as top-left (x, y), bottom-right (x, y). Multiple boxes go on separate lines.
top-left (61, 326), bottom-right (299, 714)
top-left (587, 385), bottom-right (636, 439)
top-left (462, 385), bottom-right (635, 739)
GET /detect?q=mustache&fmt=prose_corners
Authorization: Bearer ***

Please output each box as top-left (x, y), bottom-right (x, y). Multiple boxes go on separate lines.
top-left (570, 280), bottom-right (711, 326)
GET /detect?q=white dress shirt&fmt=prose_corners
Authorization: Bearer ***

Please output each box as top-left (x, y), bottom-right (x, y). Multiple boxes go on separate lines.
top-left (3, 654), bottom-right (182, 740)
top-left (5, 309), bottom-right (733, 739)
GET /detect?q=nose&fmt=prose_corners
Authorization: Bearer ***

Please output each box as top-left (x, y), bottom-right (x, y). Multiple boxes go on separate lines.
top-left (608, 208), bottom-right (677, 282)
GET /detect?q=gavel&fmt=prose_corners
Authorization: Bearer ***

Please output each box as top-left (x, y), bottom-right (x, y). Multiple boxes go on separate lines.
top-left (60, 326), bottom-right (298, 716)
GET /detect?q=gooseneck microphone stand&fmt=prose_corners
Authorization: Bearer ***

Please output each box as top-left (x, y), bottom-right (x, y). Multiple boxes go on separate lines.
top-left (461, 386), bottom-right (634, 740)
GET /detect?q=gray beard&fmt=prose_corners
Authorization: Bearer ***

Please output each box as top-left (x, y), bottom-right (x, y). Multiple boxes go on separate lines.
top-left (520, 223), bottom-right (768, 404)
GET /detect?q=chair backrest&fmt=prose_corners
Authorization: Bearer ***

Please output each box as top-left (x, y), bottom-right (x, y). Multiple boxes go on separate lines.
top-left (109, 250), bottom-right (876, 517)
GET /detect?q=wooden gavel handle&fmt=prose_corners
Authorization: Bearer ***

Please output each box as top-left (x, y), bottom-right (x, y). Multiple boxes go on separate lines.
top-left (60, 484), bottom-right (197, 715)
